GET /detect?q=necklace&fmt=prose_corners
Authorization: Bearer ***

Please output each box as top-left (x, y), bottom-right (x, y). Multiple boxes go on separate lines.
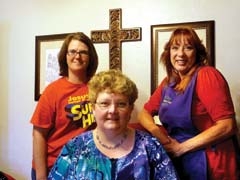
top-left (96, 131), bottom-right (128, 150)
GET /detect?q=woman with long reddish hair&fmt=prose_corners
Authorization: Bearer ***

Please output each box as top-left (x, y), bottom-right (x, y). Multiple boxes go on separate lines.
top-left (138, 27), bottom-right (240, 180)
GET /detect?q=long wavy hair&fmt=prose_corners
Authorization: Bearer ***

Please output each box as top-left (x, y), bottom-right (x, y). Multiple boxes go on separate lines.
top-left (160, 27), bottom-right (208, 91)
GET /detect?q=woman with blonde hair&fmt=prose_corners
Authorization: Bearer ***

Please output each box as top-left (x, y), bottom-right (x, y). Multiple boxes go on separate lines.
top-left (48, 69), bottom-right (178, 180)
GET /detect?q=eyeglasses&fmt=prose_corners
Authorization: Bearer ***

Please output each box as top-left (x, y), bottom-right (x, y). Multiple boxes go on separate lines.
top-left (67, 49), bottom-right (89, 57)
top-left (95, 101), bottom-right (129, 111)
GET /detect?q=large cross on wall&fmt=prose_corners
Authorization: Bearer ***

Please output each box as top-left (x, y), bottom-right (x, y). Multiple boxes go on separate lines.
top-left (91, 8), bottom-right (142, 70)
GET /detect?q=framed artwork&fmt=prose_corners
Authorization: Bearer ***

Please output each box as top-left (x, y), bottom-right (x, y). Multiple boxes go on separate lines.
top-left (35, 33), bottom-right (69, 101)
top-left (151, 20), bottom-right (215, 94)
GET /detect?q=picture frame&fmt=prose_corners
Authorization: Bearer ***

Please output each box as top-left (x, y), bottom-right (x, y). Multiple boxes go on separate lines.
top-left (35, 33), bottom-right (70, 101)
top-left (151, 20), bottom-right (215, 94)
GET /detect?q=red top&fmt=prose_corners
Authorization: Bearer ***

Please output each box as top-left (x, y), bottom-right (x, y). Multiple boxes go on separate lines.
top-left (144, 66), bottom-right (239, 179)
top-left (31, 77), bottom-right (95, 170)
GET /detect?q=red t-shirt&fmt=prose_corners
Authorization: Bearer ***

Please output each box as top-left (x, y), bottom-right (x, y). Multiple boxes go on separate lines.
top-left (31, 77), bottom-right (95, 170)
top-left (144, 66), bottom-right (239, 179)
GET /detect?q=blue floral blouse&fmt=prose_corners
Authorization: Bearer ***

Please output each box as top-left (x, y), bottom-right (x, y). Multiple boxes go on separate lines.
top-left (48, 130), bottom-right (178, 180)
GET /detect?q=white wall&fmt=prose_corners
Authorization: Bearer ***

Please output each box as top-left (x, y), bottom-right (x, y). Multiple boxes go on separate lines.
top-left (0, 0), bottom-right (240, 179)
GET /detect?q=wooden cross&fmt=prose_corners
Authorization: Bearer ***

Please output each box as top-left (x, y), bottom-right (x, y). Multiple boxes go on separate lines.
top-left (91, 8), bottom-right (142, 70)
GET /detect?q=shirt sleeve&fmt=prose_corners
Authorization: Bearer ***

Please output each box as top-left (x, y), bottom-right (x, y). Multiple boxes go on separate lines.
top-left (144, 79), bottom-right (166, 116)
top-left (48, 138), bottom-right (76, 179)
top-left (196, 66), bottom-right (235, 121)
top-left (30, 84), bottom-right (56, 128)
top-left (147, 136), bottom-right (179, 180)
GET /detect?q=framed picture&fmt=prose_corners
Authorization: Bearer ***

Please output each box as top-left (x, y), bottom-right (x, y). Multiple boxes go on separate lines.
top-left (151, 20), bottom-right (215, 94)
top-left (35, 33), bottom-right (70, 101)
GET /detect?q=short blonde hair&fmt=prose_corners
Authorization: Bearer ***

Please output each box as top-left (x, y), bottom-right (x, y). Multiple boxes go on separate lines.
top-left (88, 69), bottom-right (138, 105)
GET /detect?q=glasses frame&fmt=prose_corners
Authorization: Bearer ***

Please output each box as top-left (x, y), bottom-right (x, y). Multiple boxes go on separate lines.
top-left (67, 49), bottom-right (89, 57)
top-left (95, 101), bottom-right (130, 111)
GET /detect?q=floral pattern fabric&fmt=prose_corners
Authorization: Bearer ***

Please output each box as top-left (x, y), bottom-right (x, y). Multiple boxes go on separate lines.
top-left (48, 130), bottom-right (178, 180)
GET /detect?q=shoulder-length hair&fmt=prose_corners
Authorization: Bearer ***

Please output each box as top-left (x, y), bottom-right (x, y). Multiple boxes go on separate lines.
top-left (160, 27), bottom-right (208, 85)
top-left (58, 32), bottom-right (98, 80)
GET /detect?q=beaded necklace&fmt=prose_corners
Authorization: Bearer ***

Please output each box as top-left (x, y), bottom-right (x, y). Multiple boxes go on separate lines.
top-left (96, 131), bottom-right (128, 150)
